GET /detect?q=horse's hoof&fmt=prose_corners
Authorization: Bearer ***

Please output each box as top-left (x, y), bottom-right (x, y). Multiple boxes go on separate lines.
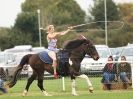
top-left (42, 91), bottom-right (52, 96)
top-left (45, 94), bottom-right (52, 96)
top-left (89, 86), bottom-right (93, 93)
top-left (22, 90), bottom-right (28, 96)
top-left (72, 92), bottom-right (78, 96)
top-left (72, 93), bottom-right (78, 96)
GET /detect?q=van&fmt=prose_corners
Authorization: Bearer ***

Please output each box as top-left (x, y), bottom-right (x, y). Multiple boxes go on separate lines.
top-left (81, 45), bottom-right (112, 74)
top-left (0, 52), bottom-right (16, 77)
top-left (118, 45), bottom-right (133, 63)
top-left (3, 45), bottom-right (33, 78)
top-left (32, 47), bottom-right (46, 53)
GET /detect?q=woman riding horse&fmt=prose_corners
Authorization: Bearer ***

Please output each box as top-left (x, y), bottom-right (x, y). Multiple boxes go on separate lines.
top-left (7, 35), bottom-right (99, 96)
top-left (46, 25), bottom-right (73, 78)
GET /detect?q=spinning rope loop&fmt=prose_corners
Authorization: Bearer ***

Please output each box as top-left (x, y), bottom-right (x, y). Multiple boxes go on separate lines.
top-left (40, 21), bottom-right (124, 32)
top-left (70, 21), bottom-right (124, 32)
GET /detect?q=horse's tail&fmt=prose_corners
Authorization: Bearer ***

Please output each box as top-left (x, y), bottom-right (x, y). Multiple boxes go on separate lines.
top-left (7, 54), bottom-right (32, 88)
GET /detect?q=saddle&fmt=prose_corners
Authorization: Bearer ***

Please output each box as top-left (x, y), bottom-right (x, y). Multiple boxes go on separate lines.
top-left (38, 49), bottom-right (69, 64)
top-left (38, 51), bottom-right (52, 64)
top-left (38, 49), bottom-right (70, 76)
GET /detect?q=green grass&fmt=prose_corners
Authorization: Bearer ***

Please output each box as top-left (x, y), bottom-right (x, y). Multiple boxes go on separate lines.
top-left (0, 77), bottom-right (133, 99)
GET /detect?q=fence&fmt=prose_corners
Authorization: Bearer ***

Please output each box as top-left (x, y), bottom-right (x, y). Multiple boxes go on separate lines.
top-left (0, 61), bottom-right (133, 90)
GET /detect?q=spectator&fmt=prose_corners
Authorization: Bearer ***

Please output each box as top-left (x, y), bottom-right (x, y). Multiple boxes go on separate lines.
top-left (101, 56), bottom-right (116, 90)
top-left (0, 67), bottom-right (8, 93)
top-left (117, 56), bottom-right (131, 89)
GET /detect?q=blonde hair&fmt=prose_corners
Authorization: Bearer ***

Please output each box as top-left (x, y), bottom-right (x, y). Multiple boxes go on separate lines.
top-left (46, 25), bottom-right (54, 33)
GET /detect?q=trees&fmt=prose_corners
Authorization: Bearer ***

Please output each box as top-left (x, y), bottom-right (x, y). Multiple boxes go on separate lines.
top-left (0, 0), bottom-right (132, 49)
top-left (89, 0), bottom-right (121, 28)
top-left (88, 1), bottom-right (133, 47)
top-left (0, 28), bottom-right (11, 50)
top-left (12, 0), bottom-right (85, 47)
top-left (14, 12), bottom-right (38, 43)
top-left (87, 0), bottom-right (129, 47)
top-left (118, 3), bottom-right (133, 24)
top-left (21, 0), bottom-right (85, 26)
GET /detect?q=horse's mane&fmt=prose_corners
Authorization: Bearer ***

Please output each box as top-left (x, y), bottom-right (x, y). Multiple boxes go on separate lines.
top-left (63, 39), bottom-right (87, 50)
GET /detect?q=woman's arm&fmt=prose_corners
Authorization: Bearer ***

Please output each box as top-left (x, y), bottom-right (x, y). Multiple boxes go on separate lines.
top-left (59, 29), bottom-right (71, 35)
top-left (47, 27), bottom-right (73, 39)
top-left (57, 26), bottom-right (73, 36)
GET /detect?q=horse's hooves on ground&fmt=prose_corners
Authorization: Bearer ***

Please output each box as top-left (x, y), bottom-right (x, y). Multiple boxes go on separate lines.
top-left (72, 94), bottom-right (78, 96)
top-left (46, 94), bottom-right (52, 96)
top-left (72, 93), bottom-right (78, 96)
top-left (42, 91), bottom-right (52, 96)
top-left (44, 94), bottom-right (52, 96)
top-left (22, 90), bottom-right (28, 96)
top-left (89, 86), bottom-right (94, 93)
top-left (89, 89), bottom-right (93, 93)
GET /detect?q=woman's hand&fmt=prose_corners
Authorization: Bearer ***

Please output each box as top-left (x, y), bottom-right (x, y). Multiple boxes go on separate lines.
top-left (68, 26), bottom-right (73, 29)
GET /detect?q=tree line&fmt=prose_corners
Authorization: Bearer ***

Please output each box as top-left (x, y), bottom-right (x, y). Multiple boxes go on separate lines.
top-left (0, 0), bottom-right (133, 50)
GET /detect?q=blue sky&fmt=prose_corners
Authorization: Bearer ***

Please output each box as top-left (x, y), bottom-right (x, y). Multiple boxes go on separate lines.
top-left (0, 0), bottom-right (133, 27)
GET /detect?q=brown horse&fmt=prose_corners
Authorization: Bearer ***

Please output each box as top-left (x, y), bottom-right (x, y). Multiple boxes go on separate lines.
top-left (7, 36), bottom-right (99, 96)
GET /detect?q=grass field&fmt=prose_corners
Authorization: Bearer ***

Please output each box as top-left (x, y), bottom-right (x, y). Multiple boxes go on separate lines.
top-left (0, 77), bottom-right (133, 99)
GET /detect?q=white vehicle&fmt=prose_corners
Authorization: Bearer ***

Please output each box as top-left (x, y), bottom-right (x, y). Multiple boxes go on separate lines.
top-left (81, 45), bottom-right (112, 74)
top-left (118, 45), bottom-right (133, 63)
top-left (110, 47), bottom-right (124, 61)
top-left (32, 47), bottom-right (46, 53)
top-left (4, 45), bottom-right (33, 64)
top-left (0, 52), bottom-right (15, 65)
top-left (3, 45), bottom-right (33, 77)
top-left (0, 52), bottom-right (16, 76)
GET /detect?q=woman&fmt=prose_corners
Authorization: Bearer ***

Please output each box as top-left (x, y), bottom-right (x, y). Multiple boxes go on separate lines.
top-left (46, 25), bottom-right (73, 78)
top-left (118, 56), bottom-right (131, 89)
top-left (102, 56), bottom-right (116, 90)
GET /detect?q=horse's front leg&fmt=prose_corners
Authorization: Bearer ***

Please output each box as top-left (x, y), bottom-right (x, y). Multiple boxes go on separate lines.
top-left (77, 74), bottom-right (93, 93)
top-left (71, 77), bottom-right (78, 96)
top-left (69, 60), bottom-right (80, 96)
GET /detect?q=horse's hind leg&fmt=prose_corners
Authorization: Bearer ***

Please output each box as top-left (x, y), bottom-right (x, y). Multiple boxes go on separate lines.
top-left (37, 73), bottom-right (52, 96)
top-left (23, 71), bottom-right (37, 96)
top-left (37, 74), bottom-right (44, 91)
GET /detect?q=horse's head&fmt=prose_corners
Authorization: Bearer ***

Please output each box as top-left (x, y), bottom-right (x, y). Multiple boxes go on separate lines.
top-left (81, 36), bottom-right (99, 61)
top-left (63, 35), bottom-right (99, 60)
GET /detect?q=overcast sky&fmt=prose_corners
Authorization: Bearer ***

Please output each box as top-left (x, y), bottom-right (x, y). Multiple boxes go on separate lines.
top-left (0, 0), bottom-right (133, 27)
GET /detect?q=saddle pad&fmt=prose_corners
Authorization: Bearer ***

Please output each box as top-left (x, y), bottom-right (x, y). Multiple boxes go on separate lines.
top-left (38, 51), bottom-right (53, 64)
